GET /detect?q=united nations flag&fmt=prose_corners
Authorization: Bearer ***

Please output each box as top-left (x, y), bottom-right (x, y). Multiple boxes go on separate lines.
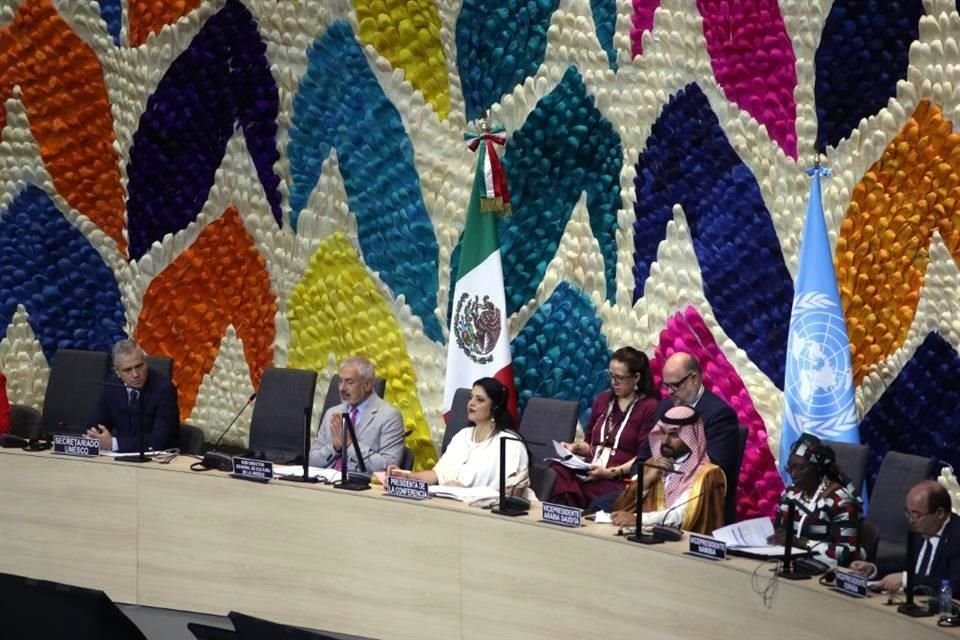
top-left (781, 164), bottom-right (860, 480)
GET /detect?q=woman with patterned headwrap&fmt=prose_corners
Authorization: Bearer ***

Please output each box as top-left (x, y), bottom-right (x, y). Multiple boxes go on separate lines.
top-left (768, 433), bottom-right (863, 566)
top-left (610, 405), bottom-right (726, 534)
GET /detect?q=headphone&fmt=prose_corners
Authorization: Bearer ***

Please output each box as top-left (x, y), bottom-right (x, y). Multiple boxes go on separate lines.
top-left (23, 433), bottom-right (53, 452)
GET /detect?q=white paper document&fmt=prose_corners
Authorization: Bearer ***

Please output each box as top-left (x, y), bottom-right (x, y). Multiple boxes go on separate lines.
top-left (544, 440), bottom-right (592, 471)
top-left (428, 484), bottom-right (499, 503)
top-left (712, 517), bottom-right (775, 547)
top-left (273, 465), bottom-right (341, 483)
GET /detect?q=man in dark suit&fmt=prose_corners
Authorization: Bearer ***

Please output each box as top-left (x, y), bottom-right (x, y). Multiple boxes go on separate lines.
top-left (853, 480), bottom-right (960, 593)
top-left (655, 353), bottom-right (740, 523)
top-left (85, 339), bottom-right (179, 453)
top-left (589, 352), bottom-right (740, 522)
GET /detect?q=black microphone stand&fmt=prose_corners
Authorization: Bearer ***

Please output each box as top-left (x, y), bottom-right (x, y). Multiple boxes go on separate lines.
top-left (280, 407), bottom-right (319, 484)
top-left (334, 411), bottom-right (370, 491)
top-left (491, 434), bottom-right (542, 517)
top-left (778, 500), bottom-right (810, 580)
top-left (898, 533), bottom-right (933, 617)
top-left (627, 462), bottom-right (663, 544)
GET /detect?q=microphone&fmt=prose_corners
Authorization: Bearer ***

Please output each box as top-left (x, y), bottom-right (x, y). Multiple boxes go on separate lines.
top-left (334, 410), bottom-right (372, 490)
top-left (195, 393), bottom-right (257, 472)
top-left (650, 480), bottom-right (725, 542)
top-left (491, 432), bottom-right (545, 517)
top-left (627, 459), bottom-right (684, 545)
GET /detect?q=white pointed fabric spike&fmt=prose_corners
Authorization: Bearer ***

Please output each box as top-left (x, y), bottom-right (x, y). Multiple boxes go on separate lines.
top-left (189, 325), bottom-right (257, 448)
top-left (0, 305), bottom-right (49, 408)
top-left (939, 467), bottom-right (960, 515)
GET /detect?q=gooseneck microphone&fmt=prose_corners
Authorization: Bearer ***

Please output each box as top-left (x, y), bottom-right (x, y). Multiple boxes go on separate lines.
top-left (627, 460), bottom-right (681, 545)
top-left (650, 480), bottom-right (725, 542)
top-left (193, 393), bottom-right (257, 472)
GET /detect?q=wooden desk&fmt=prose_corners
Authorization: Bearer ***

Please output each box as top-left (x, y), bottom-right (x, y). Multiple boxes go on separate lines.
top-left (0, 449), bottom-right (951, 638)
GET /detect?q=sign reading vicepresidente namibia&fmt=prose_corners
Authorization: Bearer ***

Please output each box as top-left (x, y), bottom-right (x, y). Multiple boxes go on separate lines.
top-left (52, 434), bottom-right (100, 458)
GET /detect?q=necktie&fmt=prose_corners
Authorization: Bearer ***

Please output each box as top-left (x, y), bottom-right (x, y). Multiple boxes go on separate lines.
top-left (128, 389), bottom-right (140, 410)
top-left (917, 538), bottom-right (933, 576)
top-left (349, 405), bottom-right (359, 428)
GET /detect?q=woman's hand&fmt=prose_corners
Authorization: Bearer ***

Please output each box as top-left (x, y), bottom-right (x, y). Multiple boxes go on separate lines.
top-left (767, 528), bottom-right (786, 545)
top-left (562, 441), bottom-right (589, 457)
top-left (588, 464), bottom-right (612, 481)
top-left (383, 464), bottom-right (409, 486)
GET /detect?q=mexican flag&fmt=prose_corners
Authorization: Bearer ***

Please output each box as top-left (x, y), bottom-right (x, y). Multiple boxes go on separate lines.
top-left (442, 127), bottom-right (517, 421)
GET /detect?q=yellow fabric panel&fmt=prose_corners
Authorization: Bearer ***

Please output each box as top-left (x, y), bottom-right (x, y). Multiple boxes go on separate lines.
top-left (354, 0), bottom-right (451, 119)
top-left (287, 232), bottom-right (438, 469)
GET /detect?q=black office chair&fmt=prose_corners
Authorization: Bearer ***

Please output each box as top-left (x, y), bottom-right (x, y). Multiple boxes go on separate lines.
top-left (40, 349), bottom-right (111, 434)
top-left (827, 440), bottom-right (870, 492)
top-left (441, 387), bottom-right (472, 454)
top-left (144, 354), bottom-right (174, 380)
top-left (517, 397), bottom-right (579, 465)
top-left (319, 374), bottom-right (386, 423)
top-left (229, 611), bottom-right (338, 639)
top-left (530, 462), bottom-right (557, 501)
top-left (865, 450), bottom-right (935, 575)
top-left (9, 404), bottom-right (42, 439)
top-left (179, 424), bottom-right (205, 454)
top-left (248, 367), bottom-right (318, 462)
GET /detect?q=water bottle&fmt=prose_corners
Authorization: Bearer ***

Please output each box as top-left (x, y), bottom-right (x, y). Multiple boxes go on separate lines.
top-left (939, 579), bottom-right (954, 619)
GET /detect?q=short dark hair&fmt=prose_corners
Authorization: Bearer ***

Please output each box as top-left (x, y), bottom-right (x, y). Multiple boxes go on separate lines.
top-left (925, 482), bottom-right (952, 515)
top-left (611, 347), bottom-right (656, 397)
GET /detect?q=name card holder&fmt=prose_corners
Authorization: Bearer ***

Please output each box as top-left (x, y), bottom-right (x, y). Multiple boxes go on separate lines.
top-left (386, 476), bottom-right (429, 500)
top-left (231, 457), bottom-right (273, 483)
top-left (833, 568), bottom-right (868, 598)
top-left (687, 534), bottom-right (727, 561)
top-left (52, 434), bottom-right (100, 458)
top-left (541, 502), bottom-right (583, 528)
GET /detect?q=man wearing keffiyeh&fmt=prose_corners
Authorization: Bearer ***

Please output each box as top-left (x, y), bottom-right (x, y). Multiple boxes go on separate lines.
top-left (610, 405), bottom-right (726, 534)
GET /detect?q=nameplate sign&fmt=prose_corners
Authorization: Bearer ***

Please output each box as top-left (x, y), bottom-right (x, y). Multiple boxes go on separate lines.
top-left (231, 457), bottom-right (273, 483)
top-left (688, 534), bottom-right (726, 561)
top-left (52, 434), bottom-right (100, 458)
top-left (541, 502), bottom-right (583, 528)
top-left (833, 568), bottom-right (868, 598)
top-left (386, 476), bottom-right (429, 500)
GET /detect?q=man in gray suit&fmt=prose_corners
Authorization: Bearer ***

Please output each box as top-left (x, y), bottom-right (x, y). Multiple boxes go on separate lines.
top-left (308, 356), bottom-right (404, 472)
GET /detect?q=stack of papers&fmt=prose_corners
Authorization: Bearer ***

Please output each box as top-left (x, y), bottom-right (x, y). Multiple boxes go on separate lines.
top-left (273, 465), bottom-right (341, 483)
top-left (428, 484), bottom-right (499, 503)
top-left (712, 517), bottom-right (808, 556)
top-left (544, 440), bottom-right (591, 472)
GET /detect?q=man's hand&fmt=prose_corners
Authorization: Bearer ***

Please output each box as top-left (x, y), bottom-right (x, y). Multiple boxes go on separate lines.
top-left (330, 413), bottom-right (344, 451)
top-left (611, 510), bottom-right (635, 527)
top-left (85, 425), bottom-right (111, 450)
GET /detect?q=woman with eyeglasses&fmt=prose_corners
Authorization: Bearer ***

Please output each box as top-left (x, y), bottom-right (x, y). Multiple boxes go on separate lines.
top-left (768, 433), bottom-right (863, 566)
top-left (548, 347), bottom-right (659, 508)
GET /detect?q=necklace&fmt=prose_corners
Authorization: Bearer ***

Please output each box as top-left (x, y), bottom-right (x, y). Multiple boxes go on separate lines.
top-left (473, 422), bottom-right (495, 443)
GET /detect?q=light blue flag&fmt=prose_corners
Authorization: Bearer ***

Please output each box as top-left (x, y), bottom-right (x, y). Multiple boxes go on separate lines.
top-left (780, 166), bottom-right (859, 480)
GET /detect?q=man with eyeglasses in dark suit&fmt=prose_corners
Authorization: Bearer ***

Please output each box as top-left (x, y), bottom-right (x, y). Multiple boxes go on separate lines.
top-left (851, 480), bottom-right (960, 594)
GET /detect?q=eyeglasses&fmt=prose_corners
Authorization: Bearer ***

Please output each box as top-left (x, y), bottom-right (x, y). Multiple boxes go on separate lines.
top-left (904, 508), bottom-right (932, 521)
top-left (608, 371), bottom-right (638, 383)
top-left (662, 372), bottom-right (693, 392)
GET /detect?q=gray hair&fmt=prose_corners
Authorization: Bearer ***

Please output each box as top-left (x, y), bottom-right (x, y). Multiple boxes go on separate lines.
top-left (112, 339), bottom-right (144, 363)
top-left (340, 355), bottom-right (375, 382)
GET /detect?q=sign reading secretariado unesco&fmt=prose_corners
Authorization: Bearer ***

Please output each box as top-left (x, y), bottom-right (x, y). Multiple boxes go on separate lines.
top-left (52, 434), bottom-right (100, 458)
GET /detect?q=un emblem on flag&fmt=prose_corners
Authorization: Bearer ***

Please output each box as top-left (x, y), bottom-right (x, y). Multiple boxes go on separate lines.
top-left (783, 293), bottom-right (857, 438)
top-left (453, 293), bottom-right (501, 364)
